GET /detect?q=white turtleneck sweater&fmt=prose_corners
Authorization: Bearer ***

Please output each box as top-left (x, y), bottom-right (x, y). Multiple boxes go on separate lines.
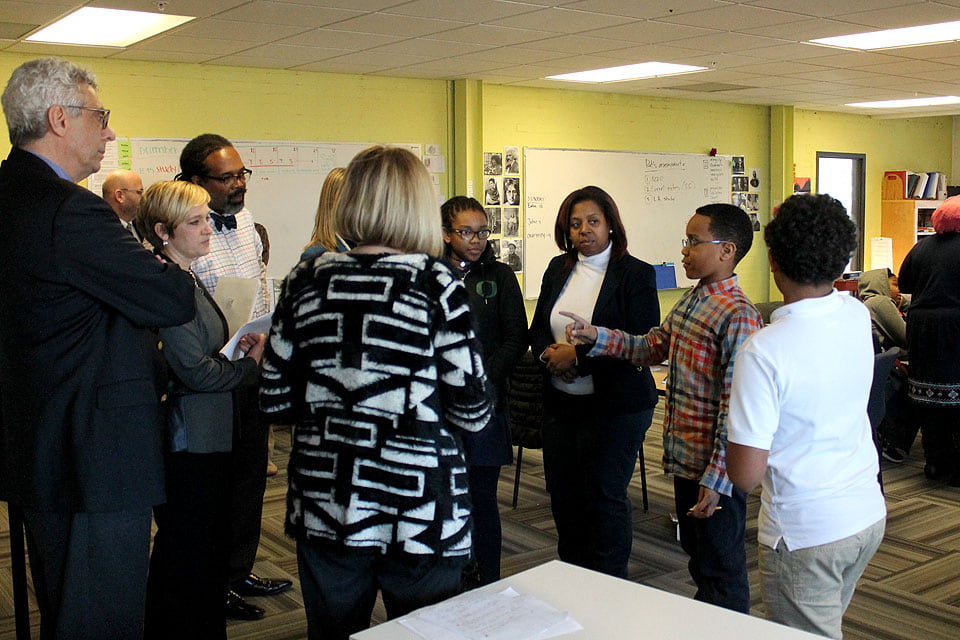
top-left (548, 243), bottom-right (612, 394)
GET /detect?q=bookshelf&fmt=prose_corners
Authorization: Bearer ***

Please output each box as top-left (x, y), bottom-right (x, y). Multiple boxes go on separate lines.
top-left (881, 199), bottom-right (943, 271)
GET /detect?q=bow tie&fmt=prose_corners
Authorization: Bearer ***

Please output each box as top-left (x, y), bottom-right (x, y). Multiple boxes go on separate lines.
top-left (209, 212), bottom-right (237, 231)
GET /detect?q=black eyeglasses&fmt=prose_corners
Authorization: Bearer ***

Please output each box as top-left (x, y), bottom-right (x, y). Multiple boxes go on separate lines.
top-left (118, 188), bottom-right (143, 195)
top-left (201, 168), bottom-right (253, 186)
top-left (448, 228), bottom-right (492, 240)
top-left (63, 105), bottom-right (110, 129)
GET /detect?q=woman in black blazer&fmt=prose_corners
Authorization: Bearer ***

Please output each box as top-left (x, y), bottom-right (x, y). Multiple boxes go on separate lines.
top-left (529, 185), bottom-right (660, 579)
top-left (138, 181), bottom-right (265, 639)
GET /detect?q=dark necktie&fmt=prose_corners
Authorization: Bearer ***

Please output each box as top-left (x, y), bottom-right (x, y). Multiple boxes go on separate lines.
top-left (210, 212), bottom-right (237, 231)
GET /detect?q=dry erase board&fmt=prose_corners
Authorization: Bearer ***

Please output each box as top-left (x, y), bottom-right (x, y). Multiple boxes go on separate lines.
top-left (88, 138), bottom-right (421, 279)
top-left (523, 147), bottom-right (733, 299)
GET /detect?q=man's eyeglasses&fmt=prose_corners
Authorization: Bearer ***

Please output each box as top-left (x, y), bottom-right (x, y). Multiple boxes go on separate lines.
top-left (64, 105), bottom-right (110, 129)
top-left (202, 168), bottom-right (253, 186)
top-left (682, 237), bottom-right (730, 248)
top-left (118, 188), bottom-right (144, 195)
top-left (448, 228), bottom-right (492, 240)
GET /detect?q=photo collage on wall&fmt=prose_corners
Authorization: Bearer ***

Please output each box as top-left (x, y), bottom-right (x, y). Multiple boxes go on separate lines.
top-left (483, 146), bottom-right (522, 272)
top-left (730, 155), bottom-right (762, 232)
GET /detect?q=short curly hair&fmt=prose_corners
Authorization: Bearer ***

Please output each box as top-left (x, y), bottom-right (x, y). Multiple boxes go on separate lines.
top-left (765, 194), bottom-right (856, 285)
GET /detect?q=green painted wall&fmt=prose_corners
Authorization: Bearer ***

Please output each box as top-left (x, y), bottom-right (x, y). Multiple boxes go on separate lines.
top-left (793, 109), bottom-right (953, 267)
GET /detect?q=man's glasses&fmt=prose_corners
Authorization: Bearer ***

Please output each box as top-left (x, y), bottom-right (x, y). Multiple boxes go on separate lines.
top-left (682, 237), bottom-right (729, 248)
top-left (448, 228), bottom-right (492, 240)
top-left (202, 168), bottom-right (253, 186)
top-left (64, 105), bottom-right (110, 129)
top-left (118, 188), bottom-right (143, 195)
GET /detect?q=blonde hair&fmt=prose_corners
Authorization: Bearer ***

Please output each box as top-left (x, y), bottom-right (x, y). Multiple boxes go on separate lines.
top-left (336, 146), bottom-right (441, 255)
top-left (139, 181), bottom-right (210, 250)
top-left (304, 167), bottom-right (345, 253)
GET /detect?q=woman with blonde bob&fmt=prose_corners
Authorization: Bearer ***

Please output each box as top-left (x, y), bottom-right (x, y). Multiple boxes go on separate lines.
top-left (261, 146), bottom-right (493, 640)
top-left (301, 167), bottom-right (349, 261)
top-left (140, 181), bottom-right (265, 639)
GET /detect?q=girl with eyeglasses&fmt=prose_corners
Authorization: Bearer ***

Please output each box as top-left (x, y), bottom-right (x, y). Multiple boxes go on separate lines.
top-left (441, 196), bottom-right (528, 587)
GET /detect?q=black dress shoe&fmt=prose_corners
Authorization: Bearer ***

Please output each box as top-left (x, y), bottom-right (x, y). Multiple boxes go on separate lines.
top-left (226, 590), bottom-right (265, 621)
top-left (232, 573), bottom-right (293, 597)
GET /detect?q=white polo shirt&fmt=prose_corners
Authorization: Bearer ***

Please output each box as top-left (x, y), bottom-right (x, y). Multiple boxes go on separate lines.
top-left (728, 291), bottom-right (886, 550)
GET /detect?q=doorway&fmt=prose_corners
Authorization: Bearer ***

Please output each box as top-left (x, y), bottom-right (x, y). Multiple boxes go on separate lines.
top-left (816, 152), bottom-right (866, 271)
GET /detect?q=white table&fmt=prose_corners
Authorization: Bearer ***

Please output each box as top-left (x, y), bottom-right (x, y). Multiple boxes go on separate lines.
top-left (353, 560), bottom-right (822, 639)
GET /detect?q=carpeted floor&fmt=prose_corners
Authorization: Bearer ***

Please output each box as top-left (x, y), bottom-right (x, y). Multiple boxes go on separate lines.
top-left (2, 409), bottom-right (959, 639)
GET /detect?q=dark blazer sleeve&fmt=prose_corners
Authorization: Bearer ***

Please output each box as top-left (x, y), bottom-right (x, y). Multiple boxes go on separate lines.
top-left (54, 188), bottom-right (194, 328)
top-left (161, 291), bottom-right (258, 393)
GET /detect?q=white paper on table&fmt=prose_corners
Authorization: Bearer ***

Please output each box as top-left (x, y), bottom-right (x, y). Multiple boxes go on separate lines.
top-left (220, 313), bottom-right (272, 360)
top-left (398, 587), bottom-right (579, 640)
top-left (870, 237), bottom-right (894, 271)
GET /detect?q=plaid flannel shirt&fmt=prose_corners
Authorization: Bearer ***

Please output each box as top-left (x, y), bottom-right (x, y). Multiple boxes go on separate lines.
top-left (191, 207), bottom-right (270, 319)
top-left (589, 275), bottom-right (761, 495)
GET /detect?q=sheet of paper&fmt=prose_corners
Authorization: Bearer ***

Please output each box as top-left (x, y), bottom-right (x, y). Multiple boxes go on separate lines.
top-left (870, 237), bottom-right (893, 271)
top-left (398, 587), bottom-right (578, 640)
top-left (220, 313), bottom-right (272, 360)
top-left (212, 277), bottom-right (259, 336)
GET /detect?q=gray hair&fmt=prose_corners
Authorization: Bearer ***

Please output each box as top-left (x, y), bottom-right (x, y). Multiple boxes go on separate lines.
top-left (1, 57), bottom-right (98, 146)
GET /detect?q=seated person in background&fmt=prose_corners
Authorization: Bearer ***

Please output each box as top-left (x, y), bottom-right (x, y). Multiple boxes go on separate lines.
top-left (859, 268), bottom-right (913, 462)
top-left (858, 268), bottom-right (909, 352)
top-left (727, 193), bottom-right (886, 640)
top-left (564, 203), bottom-right (761, 612)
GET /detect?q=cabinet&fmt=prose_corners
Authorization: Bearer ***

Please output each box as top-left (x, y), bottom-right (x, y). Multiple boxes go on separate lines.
top-left (881, 199), bottom-right (943, 272)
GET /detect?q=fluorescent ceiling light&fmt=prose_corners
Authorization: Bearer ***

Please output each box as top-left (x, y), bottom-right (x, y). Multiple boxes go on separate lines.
top-left (25, 7), bottom-right (194, 48)
top-left (547, 62), bottom-right (707, 83)
top-left (846, 96), bottom-right (960, 109)
top-left (810, 20), bottom-right (960, 50)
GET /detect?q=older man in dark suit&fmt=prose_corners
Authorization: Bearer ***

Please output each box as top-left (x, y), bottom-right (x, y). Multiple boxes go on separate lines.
top-left (0, 58), bottom-right (195, 639)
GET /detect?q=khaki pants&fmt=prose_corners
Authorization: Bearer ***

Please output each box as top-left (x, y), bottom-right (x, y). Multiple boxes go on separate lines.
top-left (759, 518), bottom-right (885, 639)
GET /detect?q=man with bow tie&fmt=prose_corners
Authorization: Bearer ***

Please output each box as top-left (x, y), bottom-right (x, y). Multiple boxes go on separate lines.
top-left (176, 134), bottom-right (291, 621)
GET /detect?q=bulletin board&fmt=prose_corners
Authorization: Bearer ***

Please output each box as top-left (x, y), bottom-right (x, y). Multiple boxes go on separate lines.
top-left (523, 147), bottom-right (734, 299)
top-left (88, 138), bottom-right (422, 279)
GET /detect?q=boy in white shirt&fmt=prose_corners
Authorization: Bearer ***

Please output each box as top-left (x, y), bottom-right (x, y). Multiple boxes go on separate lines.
top-left (726, 194), bottom-right (886, 639)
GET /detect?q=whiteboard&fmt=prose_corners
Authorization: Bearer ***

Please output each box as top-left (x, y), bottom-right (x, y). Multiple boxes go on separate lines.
top-left (523, 148), bottom-right (733, 299)
top-left (89, 138), bottom-right (422, 279)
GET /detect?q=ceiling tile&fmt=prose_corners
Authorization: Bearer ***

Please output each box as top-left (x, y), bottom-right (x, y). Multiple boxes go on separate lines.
top-left (215, 1), bottom-right (363, 27)
top-left (656, 3), bottom-right (802, 30)
top-left (742, 0), bottom-right (912, 19)
top-left (832, 2), bottom-right (960, 29)
top-left (485, 7), bottom-right (637, 33)
top-left (512, 34), bottom-right (640, 55)
top-left (320, 12), bottom-right (467, 38)
top-left (667, 31), bottom-right (789, 53)
top-left (130, 34), bottom-right (250, 56)
top-left (278, 28), bottom-right (402, 49)
top-left (108, 49), bottom-right (215, 64)
top-left (560, 0), bottom-right (728, 20)
top-left (381, 0), bottom-right (544, 22)
top-left (92, 0), bottom-right (249, 18)
top-left (5, 41), bottom-right (118, 57)
top-left (172, 18), bottom-right (306, 42)
top-left (428, 23), bottom-right (558, 46)
top-left (584, 19), bottom-right (717, 44)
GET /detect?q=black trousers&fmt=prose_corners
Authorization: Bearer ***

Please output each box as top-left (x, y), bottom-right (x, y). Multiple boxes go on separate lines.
top-left (229, 387), bottom-right (270, 583)
top-left (21, 507), bottom-right (152, 640)
top-left (542, 389), bottom-right (653, 579)
top-left (673, 476), bottom-right (750, 613)
top-left (297, 541), bottom-right (466, 640)
top-left (145, 451), bottom-right (232, 640)
top-left (466, 465), bottom-right (503, 586)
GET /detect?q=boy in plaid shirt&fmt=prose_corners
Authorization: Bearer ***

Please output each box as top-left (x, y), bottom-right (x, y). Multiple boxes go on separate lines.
top-left (563, 203), bottom-right (762, 612)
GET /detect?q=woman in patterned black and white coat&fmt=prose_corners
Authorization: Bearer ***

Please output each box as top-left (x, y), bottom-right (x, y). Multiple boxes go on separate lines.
top-left (261, 146), bottom-right (494, 640)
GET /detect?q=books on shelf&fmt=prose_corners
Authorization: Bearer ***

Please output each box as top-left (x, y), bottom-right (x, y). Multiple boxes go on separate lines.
top-left (883, 170), bottom-right (947, 200)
